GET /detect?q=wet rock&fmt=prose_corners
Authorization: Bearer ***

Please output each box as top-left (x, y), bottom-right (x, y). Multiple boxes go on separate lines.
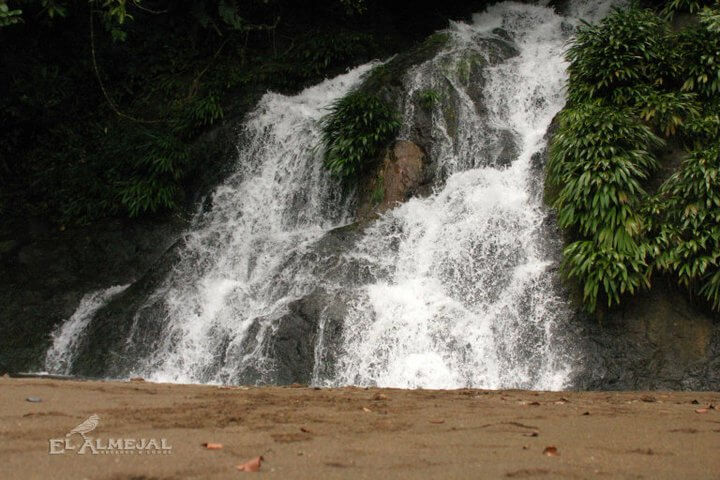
top-left (357, 141), bottom-right (426, 219)
top-left (70, 239), bottom-right (186, 378)
top-left (571, 280), bottom-right (720, 390)
top-left (548, 0), bottom-right (571, 15)
top-left (384, 141), bottom-right (425, 205)
top-left (236, 289), bottom-right (351, 384)
top-left (0, 116), bottom-right (239, 376)
top-left (496, 130), bottom-right (520, 168)
top-left (301, 224), bottom-right (378, 286)
top-left (0, 217), bottom-right (186, 375)
top-left (474, 35), bottom-right (520, 65)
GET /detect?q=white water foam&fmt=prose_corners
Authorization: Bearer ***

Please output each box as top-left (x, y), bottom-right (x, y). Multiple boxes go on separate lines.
top-left (327, 1), bottom-right (620, 390)
top-left (128, 64), bottom-right (378, 384)
top-left (45, 284), bottom-right (129, 374)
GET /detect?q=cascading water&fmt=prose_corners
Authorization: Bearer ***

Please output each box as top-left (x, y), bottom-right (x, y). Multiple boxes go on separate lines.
top-left (46, 0), bottom-right (621, 389)
top-left (327, 3), bottom-right (588, 390)
top-left (45, 284), bottom-right (129, 375)
top-left (118, 65), bottom-right (376, 384)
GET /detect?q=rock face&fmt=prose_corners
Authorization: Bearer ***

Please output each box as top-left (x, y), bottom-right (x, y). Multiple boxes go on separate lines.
top-left (381, 141), bottom-right (426, 209)
top-left (357, 140), bottom-right (426, 218)
top-left (246, 288), bottom-right (352, 385)
top-left (572, 281), bottom-right (720, 390)
top-left (0, 217), bottom-right (185, 374)
top-left (4, 19), bottom-right (719, 391)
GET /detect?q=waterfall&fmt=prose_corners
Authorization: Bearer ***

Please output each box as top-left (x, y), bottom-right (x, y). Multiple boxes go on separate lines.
top-left (327, 3), bottom-right (586, 390)
top-left (46, 0), bottom-right (621, 389)
top-left (45, 284), bottom-right (129, 374)
top-left (122, 65), bottom-right (377, 384)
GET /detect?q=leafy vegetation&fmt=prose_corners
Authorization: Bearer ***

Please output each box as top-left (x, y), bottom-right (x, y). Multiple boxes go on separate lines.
top-left (0, 1), bottom-right (21, 26)
top-left (548, 104), bottom-right (663, 311)
top-left (417, 88), bottom-right (442, 110)
top-left (675, 12), bottom-right (720, 97)
top-left (549, 2), bottom-right (720, 313)
top-left (651, 144), bottom-right (720, 310)
top-left (661, 0), bottom-right (716, 18)
top-left (320, 90), bottom-right (400, 178)
top-left (566, 8), bottom-right (672, 104)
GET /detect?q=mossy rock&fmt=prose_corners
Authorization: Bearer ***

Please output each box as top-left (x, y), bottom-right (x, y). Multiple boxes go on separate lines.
top-left (358, 33), bottom-right (452, 104)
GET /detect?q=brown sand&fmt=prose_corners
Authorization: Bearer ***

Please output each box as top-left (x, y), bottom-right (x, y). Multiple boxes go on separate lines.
top-left (1, 376), bottom-right (718, 479)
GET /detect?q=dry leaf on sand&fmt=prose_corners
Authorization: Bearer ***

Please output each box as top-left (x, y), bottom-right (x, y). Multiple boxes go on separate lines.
top-left (236, 456), bottom-right (263, 472)
top-left (543, 446), bottom-right (559, 456)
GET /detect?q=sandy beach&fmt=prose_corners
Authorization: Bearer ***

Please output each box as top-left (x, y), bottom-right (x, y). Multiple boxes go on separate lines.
top-left (0, 376), bottom-right (718, 479)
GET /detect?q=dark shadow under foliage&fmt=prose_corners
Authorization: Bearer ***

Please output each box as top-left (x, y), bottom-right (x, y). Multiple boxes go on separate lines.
top-left (0, 0), bottom-right (489, 224)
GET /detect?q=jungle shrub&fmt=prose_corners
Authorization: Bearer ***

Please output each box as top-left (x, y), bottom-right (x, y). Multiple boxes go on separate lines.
top-left (548, 103), bottom-right (664, 311)
top-left (651, 144), bottom-right (720, 310)
top-left (320, 90), bottom-right (400, 178)
top-left (550, 2), bottom-right (720, 313)
top-left (661, 0), bottom-right (716, 18)
top-left (675, 15), bottom-right (720, 98)
top-left (417, 88), bottom-right (442, 110)
top-left (566, 8), bottom-right (673, 105)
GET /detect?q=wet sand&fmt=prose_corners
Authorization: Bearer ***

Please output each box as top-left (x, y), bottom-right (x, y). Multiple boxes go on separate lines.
top-left (1, 376), bottom-right (718, 479)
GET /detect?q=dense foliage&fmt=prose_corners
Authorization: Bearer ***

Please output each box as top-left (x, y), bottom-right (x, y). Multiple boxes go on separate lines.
top-left (566, 8), bottom-right (672, 103)
top-left (661, 0), bottom-right (717, 18)
top-left (549, 2), bottom-right (720, 313)
top-left (651, 145), bottom-right (720, 310)
top-left (548, 104), bottom-right (663, 311)
top-left (0, 0), bottom-right (383, 221)
top-left (320, 90), bottom-right (400, 178)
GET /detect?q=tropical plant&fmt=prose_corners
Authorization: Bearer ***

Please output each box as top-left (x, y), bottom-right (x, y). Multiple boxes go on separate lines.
top-left (566, 8), bottom-right (672, 105)
top-left (417, 88), bottom-right (441, 110)
top-left (675, 11), bottom-right (720, 98)
top-left (661, 0), bottom-right (715, 18)
top-left (682, 109), bottom-right (720, 146)
top-left (699, 4), bottom-right (720, 31)
top-left (564, 238), bottom-right (652, 312)
top-left (0, 1), bottom-right (21, 26)
top-left (651, 144), bottom-right (720, 310)
top-left (548, 103), bottom-right (664, 236)
top-left (103, 126), bottom-right (191, 217)
top-left (636, 90), bottom-right (700, 137)
top-left (320, 90), bottom-right (400, 178)
top-left (294, 32), bottom-right (376, 79)
top-left (548, 103), bottom-right (664, 311)
top-left (549, 1), bottom-right (720, 313)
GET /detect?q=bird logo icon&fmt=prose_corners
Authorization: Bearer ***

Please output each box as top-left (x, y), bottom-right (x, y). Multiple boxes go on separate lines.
top-left (66, 414), bottom-right (100, 440)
